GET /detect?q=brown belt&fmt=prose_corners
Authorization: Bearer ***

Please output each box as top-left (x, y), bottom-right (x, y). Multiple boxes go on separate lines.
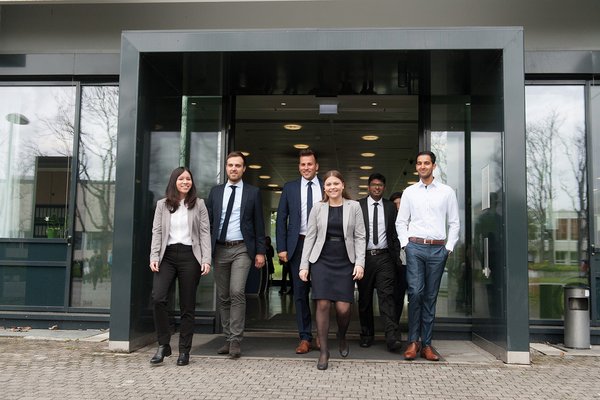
top-left (409, 237), bottom-right (445, 246)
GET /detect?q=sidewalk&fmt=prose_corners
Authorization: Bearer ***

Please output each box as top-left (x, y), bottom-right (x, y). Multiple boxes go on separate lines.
top-left (1, 329), bottom-right (599, 400)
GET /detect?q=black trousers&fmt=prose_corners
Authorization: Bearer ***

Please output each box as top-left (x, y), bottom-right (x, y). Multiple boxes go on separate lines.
top-left (152, 244), bottom-right (201, 353)
top-left (394, 263), bottom-right (408, 323)
top-left (357, 252), bottom-right (399, 342)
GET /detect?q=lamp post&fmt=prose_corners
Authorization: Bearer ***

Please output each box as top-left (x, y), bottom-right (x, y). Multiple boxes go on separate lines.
top-left (2, 113), bottom-right (29, 237)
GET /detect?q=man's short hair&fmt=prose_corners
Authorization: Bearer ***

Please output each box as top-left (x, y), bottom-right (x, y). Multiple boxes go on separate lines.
top-left (416, 150), bottom-right (436, 164)
top-left (299, 148), bottom-right (317, 163)
top-left (368, 172), bottom-right (386, 185)
top-left (226, 151), bottom-right (247, 166)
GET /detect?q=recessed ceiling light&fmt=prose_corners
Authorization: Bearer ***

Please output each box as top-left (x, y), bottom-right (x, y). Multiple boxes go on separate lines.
top-left (248, 164), bottom-right (262, 169)
top-left (241, 151), bottom-right (250, 156)
top-left (371, 102), bottom-right (377, 106)
top-left (191, 102), bottom-right (197, 106)
top-left (361, 152), bottom-right (375, 157)
top-left (407, 181), bottom-right (418, 185)
top-left (259, 175), bottom-right (271, 179)
top-left (360, 165), bottom-right (373, 170)
top-left (413, 172), bottom-right (419, 175)
top-left (268, 183), bottom-right (278, 188)
top-left (275, 190), bottom-right (282, 194)
top-left (294, 144), bottom-right (309, 149)
top-left (284, 123), bottom-right (302, 131)
top-left (359, 176), bottom-right (369, 180)
top-left (281, 102), bottom-right (287, 106)
top-left (359, 185), bottom-right (368, 189)
top-left (362, 135), bottom-right (379, 141)
top-left (358, 191), bottom-right (368, 195)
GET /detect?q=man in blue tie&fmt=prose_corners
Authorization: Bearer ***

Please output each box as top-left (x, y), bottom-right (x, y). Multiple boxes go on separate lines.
top-left (276, 149), bottom-right (322, 354)
top-left (206, 151), bottom-right (266, 358)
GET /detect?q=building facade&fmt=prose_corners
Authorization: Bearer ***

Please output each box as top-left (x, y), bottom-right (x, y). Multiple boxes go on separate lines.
top-left (1, 1), bottom-right (599, 364)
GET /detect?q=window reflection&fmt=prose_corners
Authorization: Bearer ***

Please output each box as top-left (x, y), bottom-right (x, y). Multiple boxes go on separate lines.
top-left (526, 85), bottom-right (588, 319)
top-left (0, 86), bottom-right (75, 239)
top-left (70, 86), bottom-right (118, 308)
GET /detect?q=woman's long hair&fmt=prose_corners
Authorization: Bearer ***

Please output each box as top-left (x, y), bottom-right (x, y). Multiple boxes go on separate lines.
top-left (165, 167), bottom-right (197, 212)
top-left (321, 169), bottom-right (351, 202)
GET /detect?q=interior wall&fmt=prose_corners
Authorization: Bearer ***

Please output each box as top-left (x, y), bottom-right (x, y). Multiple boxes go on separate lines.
top-left (1, 1), bottom-right (599, 53)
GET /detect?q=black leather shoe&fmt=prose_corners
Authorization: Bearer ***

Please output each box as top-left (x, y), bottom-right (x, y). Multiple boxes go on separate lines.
top-left (359, 337), bottom-right (373, 348)
top-left (176, 353), bottom-right (190, 366)
top-left (150, 344), bottom-right (172, 364)
top-left (317, 351), bottom-right (330, 370)
top-left (386, 339), bottom-right (403, 352)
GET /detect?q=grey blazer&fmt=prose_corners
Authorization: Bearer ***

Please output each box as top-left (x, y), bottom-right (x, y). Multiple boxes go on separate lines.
top-left (299, 199), bottom-right (366, 271)
top-left (149, 198), bottom-right (212, 266)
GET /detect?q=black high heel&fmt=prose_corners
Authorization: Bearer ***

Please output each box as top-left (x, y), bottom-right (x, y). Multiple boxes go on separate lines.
top-left (317, 351), bottom-right (330, 370)
top-left (150, 344), bottom-right (172, 364)
top-left (337, 333), bottom-right (349, 358)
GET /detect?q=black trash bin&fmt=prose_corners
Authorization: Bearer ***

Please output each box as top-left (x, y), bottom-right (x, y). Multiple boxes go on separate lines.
top-left (563, 285), bottom-right (590, 349)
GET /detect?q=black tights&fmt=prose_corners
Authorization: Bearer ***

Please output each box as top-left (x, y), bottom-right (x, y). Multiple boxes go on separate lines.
top-left (315, 299), bottom-right (351, 362)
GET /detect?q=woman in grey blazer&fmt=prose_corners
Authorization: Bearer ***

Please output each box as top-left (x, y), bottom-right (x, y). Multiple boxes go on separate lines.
top-left (149, 167), bottom-right (212, 366)
top-left (299, 170), bottom-right (366, 370)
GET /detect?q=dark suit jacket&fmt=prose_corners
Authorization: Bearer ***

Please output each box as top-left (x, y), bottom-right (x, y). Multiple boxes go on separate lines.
top-left (275, 177), bottom-right (323, 259)
top-left (206, 181), bottom-right (266, 260)
top-left (359, 197), bottom-right (401, 267)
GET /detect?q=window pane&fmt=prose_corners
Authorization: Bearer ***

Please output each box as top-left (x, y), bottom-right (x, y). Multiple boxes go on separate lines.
top-left (0, 86), bottom-right (75, 238)
top-left (526, 85), bottom-right (588, 320)
top-left (70, 86), bottom-right (118, 308)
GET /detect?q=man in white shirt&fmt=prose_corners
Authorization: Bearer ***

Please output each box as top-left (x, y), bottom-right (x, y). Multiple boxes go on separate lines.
top-left (395, 151), bottom-right (460, 361)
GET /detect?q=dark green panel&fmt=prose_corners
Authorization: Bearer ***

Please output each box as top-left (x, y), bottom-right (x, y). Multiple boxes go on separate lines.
top-left (0, 241), bottom-right (68, 262)
top-left (0, 265), bottom-right (65, 306)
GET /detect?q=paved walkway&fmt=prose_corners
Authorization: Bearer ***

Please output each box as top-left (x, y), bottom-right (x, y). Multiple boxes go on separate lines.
top-left (1, 329), bottom-right (599, 399)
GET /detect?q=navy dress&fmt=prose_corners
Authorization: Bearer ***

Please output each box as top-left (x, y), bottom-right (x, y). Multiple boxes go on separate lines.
top-left (310, 205), bottom-right (355, 303)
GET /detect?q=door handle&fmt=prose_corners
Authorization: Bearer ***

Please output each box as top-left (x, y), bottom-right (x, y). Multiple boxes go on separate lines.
top-left (67, 235), bottom-right (72, 247)
top-left (592, 244), bottom-right (596, 256)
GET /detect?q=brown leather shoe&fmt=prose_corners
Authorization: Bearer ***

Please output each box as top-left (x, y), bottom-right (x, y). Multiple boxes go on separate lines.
top-left (421, 345), bottom-right (440, 361)
top-left (404, 341), bottom-right (421, 360)
top-left (295, 340), bottom-right (311, 354)
top-left (314, 336), bottom-right (321, 351)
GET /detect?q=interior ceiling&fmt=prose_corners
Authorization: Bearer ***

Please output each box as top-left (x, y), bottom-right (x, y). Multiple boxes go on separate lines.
top-left (234, 94), bottom-right (420, 210)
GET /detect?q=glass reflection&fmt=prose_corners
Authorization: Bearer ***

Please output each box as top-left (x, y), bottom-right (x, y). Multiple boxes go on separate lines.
top-left (0, 86), bottom-right (75, 239)
top-left (70, 86), bottom-right (118, 308)
top-left (526, 85), bottom-right (588, 319)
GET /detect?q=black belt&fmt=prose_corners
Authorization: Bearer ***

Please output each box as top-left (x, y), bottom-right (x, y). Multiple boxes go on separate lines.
top-left (298, 234), bottom-right (306, 239)
top-left (366, 248), bottom-right (389, 256)
top-left (326, 236), bottom-right (343, 242)
top-left (217, 240), bottom-right (245, 247)
top-left (409, 237), bottom-right (445, 246)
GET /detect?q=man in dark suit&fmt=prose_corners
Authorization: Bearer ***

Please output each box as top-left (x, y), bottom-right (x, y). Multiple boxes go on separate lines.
top-left (276, 148), bottom-right (322, 354)
top-left (206, 151), bottom-right (266, 358)
top-left (357, 173), bottom-right (403, 351)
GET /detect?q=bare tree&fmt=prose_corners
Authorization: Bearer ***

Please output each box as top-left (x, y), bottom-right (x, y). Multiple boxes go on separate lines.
top-left (526, 111), bottom-right (560, 264)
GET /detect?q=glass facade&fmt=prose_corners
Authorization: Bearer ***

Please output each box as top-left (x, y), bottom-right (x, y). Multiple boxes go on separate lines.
top-left (525, 85), bottom-right (588, 320)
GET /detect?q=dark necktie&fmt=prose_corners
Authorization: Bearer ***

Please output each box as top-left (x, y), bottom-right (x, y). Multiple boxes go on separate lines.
top-left (372, 202), bottom-right (379, 246)
top-left (306, 181), bottom-right (313, 222)
top-left (219, 185), bottom-right (237, 242)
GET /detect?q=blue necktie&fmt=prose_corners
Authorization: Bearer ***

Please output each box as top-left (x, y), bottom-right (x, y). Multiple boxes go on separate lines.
top-left (219, 185), bottom-right (237, 242)
top-left (306, 181), bottom-right (313, 222)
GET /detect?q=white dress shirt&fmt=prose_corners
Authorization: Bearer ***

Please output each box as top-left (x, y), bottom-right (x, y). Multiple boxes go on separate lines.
top-left (219, 180), bottom-right (244, 241)
top-left (168, 200), bottom-right (192, 246)
top-left (395, 178), bottom-right (460, 252)
top-left (300, 176), bottom-right (321, 235)
top-left (367, 196), bottom-right (387, 250)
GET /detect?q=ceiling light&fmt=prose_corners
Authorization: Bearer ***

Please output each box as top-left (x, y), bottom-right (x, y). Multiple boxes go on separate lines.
top-left (259, 175), bottom-right (271, 179)
top-left (248, 164), bottom-right (262, 169)
top-left (358, 191), bottom-right (368, 195)
top-left (359, 185), bottom-right (368, 189)
top-left (361, 152), bottom-right (375, 158)
top-left (362, 135), bottom-right (379, 141)
top-left (371, 102), bottom-right (377, 106)
top-left (359, 176), bottom-right (369, 180)
top-left (413, 171), bottom-right (419, 175)
top-left (241, 151), bottom-right (250, 156)
top-left (268, 184), bottom-right (278, 188)
top-left (294, 144), bottom-right (309, 149)
top-left (360, 165), bottom-right (373, 170)
top-left (407, 181), bottom-right (418, 185)
top-left (275, 190), bottom-right (282, 194)
top-left (284, 123), bottom-right (302, 131)
top-left (281, 102), bottom-right (287, 106)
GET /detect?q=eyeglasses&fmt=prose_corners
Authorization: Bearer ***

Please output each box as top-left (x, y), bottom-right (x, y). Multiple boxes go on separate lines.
top-left (369, 183), bottom-right (384, 188)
